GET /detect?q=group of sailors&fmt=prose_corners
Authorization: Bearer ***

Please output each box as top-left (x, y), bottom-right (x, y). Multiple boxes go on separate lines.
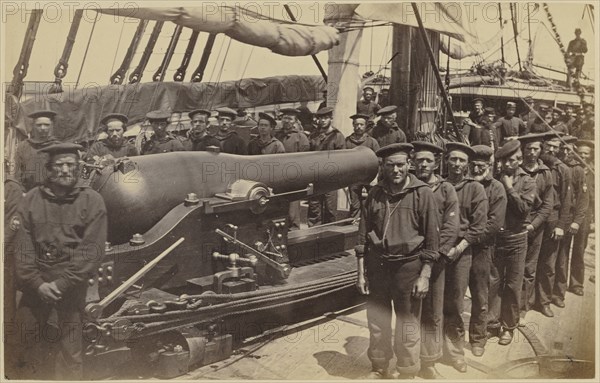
top-left (4, 89), bottom-right (595, 380)
top-left (353, 96), bottom-right (595, 379)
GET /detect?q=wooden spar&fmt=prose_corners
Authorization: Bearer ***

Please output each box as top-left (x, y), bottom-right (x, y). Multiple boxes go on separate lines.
top-left (510, 3), bottom-right (523, 71)
top-left (110, 20), bottom-right (149, 85)
top-left (153, 25), bottom-right (184, 82)
top-left (499, 3), bottom-right (505, 66)
top-left (10, 9), bottom-right (43, 98)
top-left (390, 25), bottom-right (412, 138)
top-left (190, 34), bottom-right (217, 83)
top-left (174, 31), bottom-right (200, 81)
top-left (527, 2), bottom-right (533, 65)
top-left (129, 21), bottom-right (164, 84)
top-left (284, 4), bottom-right (327, 82)
top-left (410, 3), bottom-right (459, 139)
top-left (49, 9), bottom-right (84, 93)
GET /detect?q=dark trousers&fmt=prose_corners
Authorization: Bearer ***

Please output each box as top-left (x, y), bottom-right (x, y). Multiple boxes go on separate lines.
top-left (443, 250), bottom-right (472, 361)
top-left (521, 225), bottom-right (545, 313)
top-left (287, 201), bottom-right (302, 230)
top-left (536, 220), bottom-right (561, 306)
top-left (9, 290), bottom-right (86, 380)
top-left (488, 231), bottom-right (527, 330)
top-left (366, 256), bottom-right (423, 375)
top-left (469, 246), bottom-right (491, 347)
top-left (348, 184), bottom-right (365, 219)
top-left (570, 219), bottom-right (590, 289)
top-left (307, 191), bottom-right (337, 227)
top-left (420, 260), bottom-right (445, 363)
top-left (554, 232), bottom-right (573, 302)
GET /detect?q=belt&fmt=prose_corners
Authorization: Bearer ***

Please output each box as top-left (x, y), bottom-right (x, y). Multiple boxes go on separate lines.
top-left (369, 246), bottom-right (420, 262)
top-left (497, 230), bottom-right (527, 239)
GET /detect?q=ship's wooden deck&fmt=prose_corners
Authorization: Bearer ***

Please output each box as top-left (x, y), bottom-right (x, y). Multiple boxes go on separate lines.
top-left (181, 235), bottom-right (596, 380)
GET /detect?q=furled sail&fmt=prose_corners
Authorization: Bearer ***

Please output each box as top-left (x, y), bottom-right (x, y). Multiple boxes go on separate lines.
top-left (440, 28), bottom-right (504, 59)
top-left (96, 6), bottom-right (339, 56)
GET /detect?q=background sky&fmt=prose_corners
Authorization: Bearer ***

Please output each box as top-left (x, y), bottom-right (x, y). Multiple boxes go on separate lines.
top-left (3, 2), bottom-right (596, 91)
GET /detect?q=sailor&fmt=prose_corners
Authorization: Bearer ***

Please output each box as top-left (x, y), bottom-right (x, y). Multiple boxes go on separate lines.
top-left (554, 136), bottom-right (589, 303)
top-left (141, 110), bottom-right (185, 154)
top-left (550, 107), bottom-right (569, 134)
top-left (468, 145), bottom-right (507, 356)
top-left (355, 143), bottom-right (439, 379)
top-left (529, 103), bottom-right (552, 133)
top-left (4, 176), bottom-right (25, 335)
top-left (307, 106), bottom-right (345, 227)
top-left (13, 142), bottom-right (107, 380)
top-left (516, 133), bottom-right (554, 319)
top-left (276, 108), bottom-right (310, 230)
top-left (412, 141), bottom-right (459, 379)
top-left (442, 142), bottom-right (488, 372)
top-left (378, 88), bottom-right (390, 108)
top-left (468, 107), bottom-right (496, 147)
top-left (86, 113), bottom-right (138, 162)
top-left (519, 96), bottom-right (538, 131)
top-left (494, 101), bottom-right (528, 145)
top-left (468, 97), bottom-right (486, 126)
top-left (564, 102), bottom-right (578, 132)
top-left (369, 105), bottom-right (407, 147)
top-left (14, 110), bottom-right (60, 191)
top-left (488, 140), bottom-right (536, 345)
top-left (345, 113), bottom-right (380, 222)
top-left (214, 107), bottom-right (247, 154)
top-left (566, 28), bottom-right (588, 81)
top-left (188, 109), bottom-right (220, 151)
top-left (171, 115), bottom-right (193, 151)
top-left (318, 89), bottom-right (328, 110)
top-left (535, 132), bottom-right (572, 317)
top-left (569, 107), bottom-right (586, 138)
top-left (248, 113), bottom-right (285, 155)
top-left (357, 86), bottom-right (381, 118)
top-left (568, 140), bottom-right (594, 296)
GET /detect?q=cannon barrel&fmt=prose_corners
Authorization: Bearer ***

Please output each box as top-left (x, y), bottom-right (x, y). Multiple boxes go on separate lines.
top-left (92, 147), bottom-right (379, 244)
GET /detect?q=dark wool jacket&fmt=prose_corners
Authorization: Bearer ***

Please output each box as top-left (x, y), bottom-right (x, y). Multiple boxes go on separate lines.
top-left (521, 160), bottom-right (554, 231)
top-left (474, 174), bottom-right (507, 247)
top-left (358, 174), bottom-right (439, 262)
top-left (429, 175), bottom-right (459, 256)
top-left (447, 178), bottom-right (489, 245)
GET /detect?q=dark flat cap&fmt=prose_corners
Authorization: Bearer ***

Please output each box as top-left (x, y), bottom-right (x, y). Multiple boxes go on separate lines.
top-left (258, 112), bottom-right (276, 126)
top-left (280, 108), bottom-right (300, 116)
top-left (543, 131), bottom-right (565, 141)
top-left (473, 97), bottom-right (484, 103)
top-left (377, 105), bottom-right (398, 116)
top-left (349, 113), bottom-right (370, 120)
top-left (101, 113), bottom-right (128, 126)
top-left (188, 109), bottom-right (211, 119)
top-left (216, 107), bottom-right (238, 118)
top-left (232, 117), bottom-right (257, 127)
top-left (376, 143), bottom-right (413, 158)
top-left (471, 145), bottom-right (494, 161)
top-left (484, 107), bottom-right (496, 115)
top-left (28, 110), bottom-right (57, 119)
top-left (539, 103), bottom-right (550, 110)
top-left (446, 142), bottom-right (475, 157)
top-left (517, 133), bottom-right (547, 145)
top-left (495, 140), bottom-right (521, 160)
top-left (524, 96), bottom-right (534, 103)
top-left (552, 107), bottom-right (564, 114)
top-left (412, 140), bottom-right (444, 154)
top-left (146, 110), bottom-right (171, 121)
top-left (40, 142), bottom-right (84, 156)
top-left (506, 101), bottom-right (517, 108)
top-left (315, 106), bottom-right (334, 116)
top-left (576, 140), bottom-right (594, 150)
top-left (363, 86), bottom-right (374, 92)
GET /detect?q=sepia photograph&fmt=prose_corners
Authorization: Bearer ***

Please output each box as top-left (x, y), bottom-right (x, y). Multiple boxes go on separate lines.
top-left (1, 1), bottom-right (598, 380)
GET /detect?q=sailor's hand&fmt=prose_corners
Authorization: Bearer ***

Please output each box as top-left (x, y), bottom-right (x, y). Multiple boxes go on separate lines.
top-left (412, 276), bottom-right (429, 299)
top-left (569, 222), bottom-right (580, 235)
top-left (526, 224), bottom-right (535, 233)
top-left (501, 175), bottom-right (513, 189)
top-left (445, 247), bottom-right (458, 263)
top-left (37, 282), bottom-right (62, 303)
top-left (356, 273), bottom-right (369, 295)
top-left (552, 227), bottom-right (565, 241)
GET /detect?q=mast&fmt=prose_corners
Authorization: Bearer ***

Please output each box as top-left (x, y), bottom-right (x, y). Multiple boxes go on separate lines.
top-left (527, 2), bottom-right (533, 66)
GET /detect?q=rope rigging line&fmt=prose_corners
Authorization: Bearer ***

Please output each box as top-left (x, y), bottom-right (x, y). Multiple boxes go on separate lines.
top-left (49, 9), bottom-right (84, 94)
top-left (109, 20), bottom-right (127, 81)
top-left (74, 12), bottom-right (98, 90)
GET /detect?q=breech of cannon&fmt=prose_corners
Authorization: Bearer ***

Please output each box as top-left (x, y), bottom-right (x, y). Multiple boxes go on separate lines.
top-left (91, 147), bottom-right (379, 244)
